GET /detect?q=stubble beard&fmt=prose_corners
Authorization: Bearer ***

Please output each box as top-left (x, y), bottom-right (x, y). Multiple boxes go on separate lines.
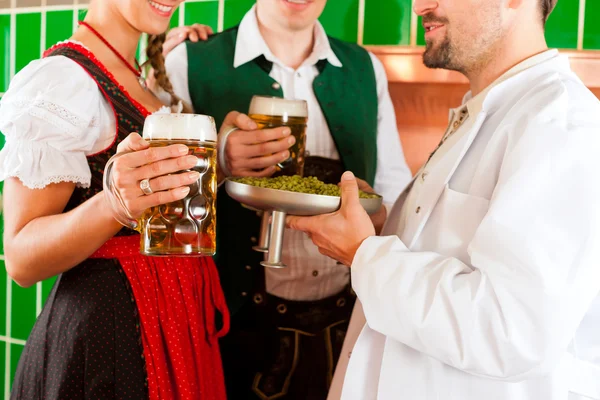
top-left (422, 35), bottom-right (463, 72)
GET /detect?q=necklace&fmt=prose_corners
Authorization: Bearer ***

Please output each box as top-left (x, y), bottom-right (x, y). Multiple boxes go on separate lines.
top-left (78, 21), bottom-right (147, 90)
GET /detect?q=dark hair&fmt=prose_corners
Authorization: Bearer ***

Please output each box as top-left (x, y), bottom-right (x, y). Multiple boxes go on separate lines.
top-left (541, 0), bottom-right (558, 23)
top-left (146, 34), bottom-right (192, 112)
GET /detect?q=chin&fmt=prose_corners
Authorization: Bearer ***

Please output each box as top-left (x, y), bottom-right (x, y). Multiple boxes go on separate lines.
top-left (137, 19), bottom-right (171, 36)
top-left (146, 25), bottom-right (170, 35)
top-left (285, 18), bottom-right (315, 32)
top-left (423, 39), bottom-right (455, 70)
top-left (132, 2), bottom-right (177, 35)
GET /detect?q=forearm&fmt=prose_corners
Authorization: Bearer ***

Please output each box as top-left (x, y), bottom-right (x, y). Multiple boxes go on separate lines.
top-left (5, 191), bottom-right (122, 286)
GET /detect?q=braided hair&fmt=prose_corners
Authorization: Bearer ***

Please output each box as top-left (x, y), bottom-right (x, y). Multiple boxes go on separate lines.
top-left (146, 33), bottom-right (192, 113)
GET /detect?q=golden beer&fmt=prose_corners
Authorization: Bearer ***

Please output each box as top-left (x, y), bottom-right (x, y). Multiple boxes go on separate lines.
top-left (139, 114), bottom-right (218, 256)
top-left (248, 96), bottom-right (308, 177)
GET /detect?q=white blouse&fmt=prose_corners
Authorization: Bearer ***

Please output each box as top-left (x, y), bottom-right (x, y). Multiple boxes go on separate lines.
top-left (0, 54), bottom-right (118, 189)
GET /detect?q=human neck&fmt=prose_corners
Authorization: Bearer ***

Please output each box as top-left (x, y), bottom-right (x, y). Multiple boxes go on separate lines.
top-left (466, 30), bottom-right (548, 96)
top-left (75, 3), bottom-right (141, 66)
top-left (256, 7), bottom-right (316, 69)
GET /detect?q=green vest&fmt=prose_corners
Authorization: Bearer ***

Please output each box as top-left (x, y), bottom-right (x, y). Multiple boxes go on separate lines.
top-left (186, 27), bottom-right (378, 315)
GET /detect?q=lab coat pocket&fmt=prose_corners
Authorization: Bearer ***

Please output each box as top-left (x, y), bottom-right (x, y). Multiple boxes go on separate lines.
top-left (418, 185), bottom-right (490, 264)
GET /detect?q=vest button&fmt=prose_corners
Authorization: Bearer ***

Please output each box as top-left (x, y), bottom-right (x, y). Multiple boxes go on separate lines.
top-left (245, 265), bottom-right (252, 271)
top-left (416, 206), bottom-right (421, 214)
top-left (272, 82), bottom-right (281, 90)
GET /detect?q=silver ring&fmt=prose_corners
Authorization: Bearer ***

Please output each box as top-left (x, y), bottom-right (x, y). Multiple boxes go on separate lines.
top-left (139, 178), bottom-right (153, 195)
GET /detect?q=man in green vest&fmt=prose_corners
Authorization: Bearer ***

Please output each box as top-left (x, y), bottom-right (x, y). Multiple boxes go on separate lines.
top-left (161, 1), bottom-right (412, 398)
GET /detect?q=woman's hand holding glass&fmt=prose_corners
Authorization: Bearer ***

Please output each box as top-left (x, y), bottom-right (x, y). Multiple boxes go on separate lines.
top-left (104, 132), bottom-right (199, 229)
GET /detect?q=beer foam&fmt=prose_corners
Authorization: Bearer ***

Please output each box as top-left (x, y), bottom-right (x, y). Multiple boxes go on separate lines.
top-left (249, 96), bottom-right (308, 118)
top-left (143, 113), bottom-right (217, 141)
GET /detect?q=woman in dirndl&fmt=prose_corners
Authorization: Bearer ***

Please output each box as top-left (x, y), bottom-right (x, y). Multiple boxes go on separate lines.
top-left (0, 0), bottom-right (229, 398)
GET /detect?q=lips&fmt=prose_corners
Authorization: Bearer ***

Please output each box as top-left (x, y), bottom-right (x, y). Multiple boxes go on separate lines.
top-left (147, 0), bottom-right (174, 16)
top-left (423, 23), bottom-right (444, 32)
top-left (283, 0), bottom-right (312, 8)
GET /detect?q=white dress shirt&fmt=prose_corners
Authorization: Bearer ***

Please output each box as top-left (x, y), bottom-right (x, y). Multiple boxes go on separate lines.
top-left (399, 50), bottom-right (561, 241)
top-left (328, 50), bottom-right (600, 400)
top-left (165, 6), bottom-right (412, 301)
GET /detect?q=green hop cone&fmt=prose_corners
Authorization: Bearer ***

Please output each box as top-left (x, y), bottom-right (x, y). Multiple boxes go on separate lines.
top-left (231, 175), bottom-right (380, 199)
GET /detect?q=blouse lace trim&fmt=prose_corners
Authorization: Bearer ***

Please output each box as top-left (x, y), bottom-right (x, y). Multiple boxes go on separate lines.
top-left (7, 97), bottom-right (98, 129)
top-left (3, 174), bottom-right (90, 190)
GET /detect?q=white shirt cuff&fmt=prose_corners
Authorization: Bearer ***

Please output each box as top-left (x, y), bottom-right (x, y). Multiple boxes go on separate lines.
top-left (351, 235), bottom-right (410, 288)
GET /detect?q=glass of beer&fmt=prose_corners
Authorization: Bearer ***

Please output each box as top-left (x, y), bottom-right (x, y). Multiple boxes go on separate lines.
top-left (104, 114), bottom-right (218, 256)
top-left (248, 96), bottom-right (308, 176)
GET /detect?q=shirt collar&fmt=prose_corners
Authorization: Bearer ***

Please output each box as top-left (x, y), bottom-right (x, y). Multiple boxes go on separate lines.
top-left (233, 5), bottom-right (343, 69)
top-left (461, 49), bottom-right (560, 117)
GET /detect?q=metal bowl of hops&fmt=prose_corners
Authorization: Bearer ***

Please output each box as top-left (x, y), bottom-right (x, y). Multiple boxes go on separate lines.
top-left (225, 176), bottom-right (382, 269)
top-left (225, 176), bottom-right (382, 216)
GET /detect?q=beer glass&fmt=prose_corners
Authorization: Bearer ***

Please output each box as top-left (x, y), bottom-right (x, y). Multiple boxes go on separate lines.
top-left (248, 96), bottom-right (308, 177)
top-left (104, 114), bottom-right (218, 256)
top-left (247, 96), bottom-right (308, 256)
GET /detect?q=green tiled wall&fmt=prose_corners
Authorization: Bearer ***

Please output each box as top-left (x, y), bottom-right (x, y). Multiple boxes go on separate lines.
top-left (170, 7), bottom-right (181, 29)
top-left (185, 1), bottom-right (219, 31)
top-left (0, 344), bottom-right (4, 396)
top-left (417, 16), bottom-right (425, 46)
top-left (9, 344), bottom-right (22, 388)
top-left (0, 15), bottom-right (9, 92)
top-left (15, 13), bottom-right (41, 72)
top-left (319, 0), bottom-right (360, 43)
top-left (11, 283), bottom-right (36, 342)
top-left (0, 261), bottom-right (5, 337)
top-left (0, 0), bottom-right (597, 395)
top-left (545, 0), bottom-right (580, 49)
top-left (584, 0), bottom-right (600, 49)
top-left (46, 11), bottom-right (73, 49)
top-left (223, 0), bottom-right (254, 30)
top-left (364, 0), bottom-right (412, 45)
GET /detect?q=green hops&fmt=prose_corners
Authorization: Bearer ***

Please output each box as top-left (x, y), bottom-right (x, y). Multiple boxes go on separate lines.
top-left (231, 175), bottom-right (380, 199)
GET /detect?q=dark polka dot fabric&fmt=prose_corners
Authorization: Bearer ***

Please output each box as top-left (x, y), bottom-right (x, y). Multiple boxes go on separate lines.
top-left (11, 259), bottom-right (147, 399)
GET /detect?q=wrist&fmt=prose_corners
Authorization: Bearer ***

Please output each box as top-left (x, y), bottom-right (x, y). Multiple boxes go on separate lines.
top-left (349, 234), bottom-right (374, 267)
top-left (373, 205), bottom-right (388, 235)
top-left (100, 189), bottom-right (137, 231)
top-left (217, 127), bottom-right (237, 178)
top-left (217, 170), bottom-right (226, 187)
top-left (96, 191), bottom-right (125, 231)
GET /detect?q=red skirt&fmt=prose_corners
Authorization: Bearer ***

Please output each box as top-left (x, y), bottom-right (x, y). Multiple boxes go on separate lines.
top-left (92, 235), bottom-right (229, 400)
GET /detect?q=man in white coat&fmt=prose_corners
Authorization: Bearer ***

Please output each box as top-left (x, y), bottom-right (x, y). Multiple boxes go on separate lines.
top-left (287, 0), bottom-right (600, 399)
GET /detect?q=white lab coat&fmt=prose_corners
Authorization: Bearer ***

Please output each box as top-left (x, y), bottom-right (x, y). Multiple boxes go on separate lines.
top-left (329, 54), bottom-right (600, 400)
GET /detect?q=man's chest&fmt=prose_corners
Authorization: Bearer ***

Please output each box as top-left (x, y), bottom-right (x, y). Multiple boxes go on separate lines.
top-left (389, 114), bottom-right (507, 256)
top-left (270, 64), bottom-right (339, 159)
